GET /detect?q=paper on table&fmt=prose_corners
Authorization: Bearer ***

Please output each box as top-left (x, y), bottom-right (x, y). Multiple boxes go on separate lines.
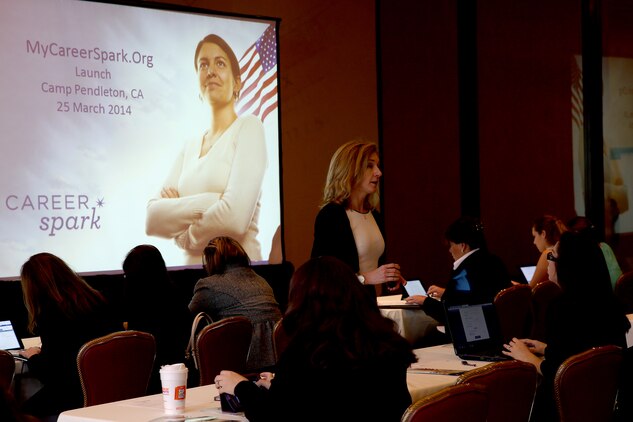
top-left (407, 368), bottom-right (466, 376)
top-left (376, 295), bottom-right (419, 307)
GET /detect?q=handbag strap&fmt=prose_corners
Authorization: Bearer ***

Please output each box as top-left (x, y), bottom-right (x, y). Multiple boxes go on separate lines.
top-left (185, 312), bottom-right (213, 369)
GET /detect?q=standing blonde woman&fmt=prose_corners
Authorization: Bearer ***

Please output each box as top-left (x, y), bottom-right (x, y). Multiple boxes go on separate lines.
top-left (311, 140), bottom-right (404, 295)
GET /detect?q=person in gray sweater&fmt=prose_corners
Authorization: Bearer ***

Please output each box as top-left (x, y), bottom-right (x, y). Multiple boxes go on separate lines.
top-left (189, 236), bottom-right (282, 371)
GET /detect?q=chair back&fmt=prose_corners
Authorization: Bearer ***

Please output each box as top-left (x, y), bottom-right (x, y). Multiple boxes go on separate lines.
top-left (530, 281), bottom-right (562, 341)
top-left (77, 330), bottom-right (156, 407)
top-left (401, 383), bottom-right (488, 422)
top-left (272, 318), bottom-right (290, 361)
top-left (0, 350), bottom-right (15, 392)
top-left (457, 360), bottom-right (537, 422)
top-left (195, 316), bottom-right (252, 386)
top-left (554, 345), bottom-right (623, 422)
top-left (494, 284), bottom-right (533, 343)
top-left (615, 270), bottom-right (633, 314)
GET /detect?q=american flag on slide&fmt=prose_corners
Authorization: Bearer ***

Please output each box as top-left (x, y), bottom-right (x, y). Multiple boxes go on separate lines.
top-left (237, 24), bottom-right (278, 122)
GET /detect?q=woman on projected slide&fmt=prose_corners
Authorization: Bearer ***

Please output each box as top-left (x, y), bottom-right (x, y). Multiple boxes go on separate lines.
top-left (146, 34), bottom-right (267, 263)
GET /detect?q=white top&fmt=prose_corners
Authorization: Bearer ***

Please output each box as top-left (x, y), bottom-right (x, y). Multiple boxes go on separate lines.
top-left (146, 115), bottom-right (267, 262)
top-left (346, 210), bottom-right (384, 273)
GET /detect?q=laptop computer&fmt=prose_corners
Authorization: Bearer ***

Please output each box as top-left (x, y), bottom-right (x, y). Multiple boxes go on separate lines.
top-left (0, 320), bottom-right (25, 356)
top-left (444, 302), bottom-right (510, 362)
top-left (518, 265), bottom-right (537, 284)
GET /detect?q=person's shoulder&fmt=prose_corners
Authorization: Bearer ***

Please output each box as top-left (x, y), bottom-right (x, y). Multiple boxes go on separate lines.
top-left (466, 249), bottom-right (506, 271)
top-left (314, 202), bottom-right (347, 225)
top-left (319, 202), bottom-right (345, 215)
top-left (237, 114), bottom-right (263, 124)
top-left (193, 275), bottom-right (216, 289)
top-left (235, 114), bottom-right (264, 131)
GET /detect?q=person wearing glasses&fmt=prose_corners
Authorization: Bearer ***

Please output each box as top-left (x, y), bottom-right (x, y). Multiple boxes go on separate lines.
top-left (503, 231), bottom-right (630, 421)
top-left (189, 236), bottom-right (281, 372)
top-left (146, 34), bottom-right (267, 264)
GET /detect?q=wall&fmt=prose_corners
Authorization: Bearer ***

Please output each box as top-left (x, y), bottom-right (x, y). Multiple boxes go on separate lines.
top-left (379, 0), bottom-right (460, 282)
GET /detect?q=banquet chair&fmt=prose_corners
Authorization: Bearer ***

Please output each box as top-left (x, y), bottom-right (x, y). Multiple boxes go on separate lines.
top-left (456, 360), bottom-right (537, 422)
top-left (77, 330), bottom-right (156, 407)
top-left (530, 280), bottom-right (561, 341)
top-left (0, 350), bottom-right (15, 392)
top-left (615, 270), bottom-right (633, 314)
top-left (494, 284), bottom-right (533, 343)
top-left (554, 345), bottom-right (623, 422)
top-left (401, 383), bottom-right (488, 422)
top-left (195, 316), bottom-right (252, 386)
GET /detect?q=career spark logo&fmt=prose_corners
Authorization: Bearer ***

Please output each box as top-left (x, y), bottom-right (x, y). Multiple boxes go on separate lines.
top-left (4, 194), bottom-right (104, 236)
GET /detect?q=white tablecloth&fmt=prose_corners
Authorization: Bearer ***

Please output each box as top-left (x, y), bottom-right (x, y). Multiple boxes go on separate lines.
top-left (59, 344), bottom-right (484, 421)
top-left (406, 343), bottom-right (489, 402)
top-left (59, 384), bottom-right (247, 422)
top-left (378, 295), bottom-right (439, 344)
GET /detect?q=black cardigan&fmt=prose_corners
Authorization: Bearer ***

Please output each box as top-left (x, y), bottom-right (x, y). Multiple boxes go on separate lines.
top-left (310, 202), bottom-right (385, 273)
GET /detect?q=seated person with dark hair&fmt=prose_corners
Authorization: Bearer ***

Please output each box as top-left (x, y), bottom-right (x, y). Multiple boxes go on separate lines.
top-left (214, 256), bottom-right (417, 422)
top-left (122, 244), bottom-right (192, 393)
top-left (405, 216), bottom-right (512, 324)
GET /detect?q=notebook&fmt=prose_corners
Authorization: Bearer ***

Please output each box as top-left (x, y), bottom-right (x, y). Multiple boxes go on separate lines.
top-left (444, 302), bottom-right (510, 362)
top-left (0, 320), bottom-right (25, 354)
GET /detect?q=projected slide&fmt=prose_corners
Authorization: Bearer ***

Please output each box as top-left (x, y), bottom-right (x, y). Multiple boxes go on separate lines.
top-left (0, 0), bottom-right (281, 279)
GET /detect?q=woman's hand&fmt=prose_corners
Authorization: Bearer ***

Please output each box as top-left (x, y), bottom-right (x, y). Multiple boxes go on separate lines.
top-left (214, 370), bottom-right (247, 395)
top-left (160, 187), bottom-right (180, 199)
top-left (404, 295), bottom-right (426, 305)
top-left (255, 372), bottom-right (275, 390)
top-left (519, 338), bottom-right (546, 355)
top-left (20, 346), bottom-right (41, 359)
top-left (365, 263), bottom-right (402, 285)
top-left (503, 337), bottom-right (545, 373)
top-left (426, 285), bottom-right (445, 299)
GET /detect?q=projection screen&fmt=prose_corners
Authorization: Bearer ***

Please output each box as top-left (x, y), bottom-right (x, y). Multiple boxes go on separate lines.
top-left (0, 0), bottom-right (281, 279)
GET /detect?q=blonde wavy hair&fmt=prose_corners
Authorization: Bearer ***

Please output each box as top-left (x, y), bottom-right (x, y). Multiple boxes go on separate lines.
top-left (321, 140), bottom-right (380, 210)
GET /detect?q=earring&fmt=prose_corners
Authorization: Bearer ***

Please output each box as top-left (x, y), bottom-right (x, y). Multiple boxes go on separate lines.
top-left (233, 91), bottom-right (239, 100)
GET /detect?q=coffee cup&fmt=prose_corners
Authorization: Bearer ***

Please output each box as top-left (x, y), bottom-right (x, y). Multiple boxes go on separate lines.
top-left (159, 363), bottom-right (188, 415)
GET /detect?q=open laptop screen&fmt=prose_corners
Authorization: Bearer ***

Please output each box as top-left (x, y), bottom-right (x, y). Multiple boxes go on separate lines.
top-left (0, 320), bottom-right (24, 350)
top-left (445, 303), bottom-right (504, 354)
top-left (519, 265), bottom-right (537, 284)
